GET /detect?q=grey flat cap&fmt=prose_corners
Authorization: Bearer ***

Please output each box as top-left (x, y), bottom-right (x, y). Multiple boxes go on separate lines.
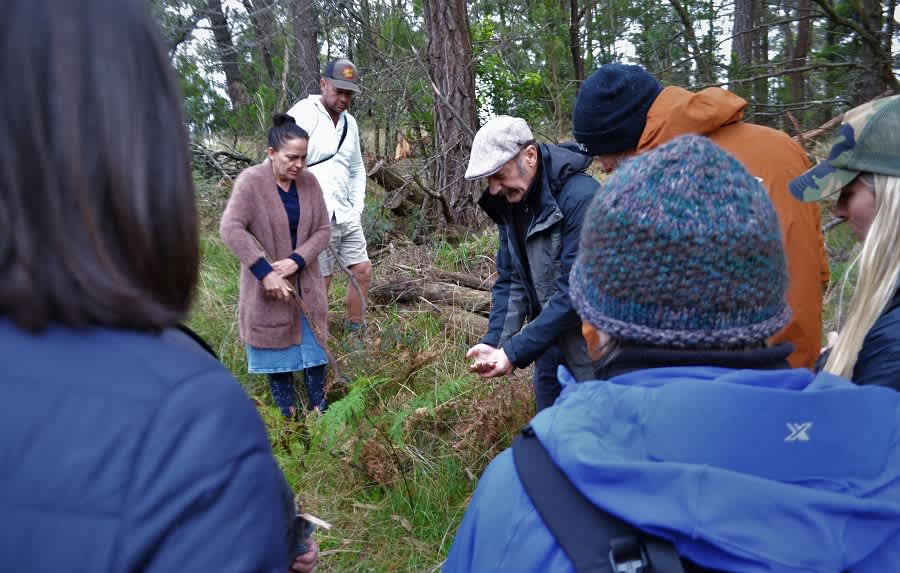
top-left (465, 115), bottom-right (534, 180)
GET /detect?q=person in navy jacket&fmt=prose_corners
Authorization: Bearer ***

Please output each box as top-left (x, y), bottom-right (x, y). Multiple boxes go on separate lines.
top-left (444, 136), bottom-right (900, 573)
top-left (463, 116), bottom-right (599, 411)
top-left (789, 95), bottom-right (900, 389)
top-left (0, 0), bottom-right (316, 571)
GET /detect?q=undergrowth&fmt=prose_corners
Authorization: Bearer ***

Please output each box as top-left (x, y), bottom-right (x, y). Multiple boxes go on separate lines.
top-left (188, 171), bottom-right (858, 572)
top-left (189, 177), bottom-right (531, 572)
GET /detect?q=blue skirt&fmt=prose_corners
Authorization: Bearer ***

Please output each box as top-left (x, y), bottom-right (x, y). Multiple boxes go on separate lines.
top-left (246, 314), bottom-right (328, 374)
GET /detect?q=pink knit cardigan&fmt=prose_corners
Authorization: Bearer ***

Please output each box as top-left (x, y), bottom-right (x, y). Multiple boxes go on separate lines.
top-left (220, 161), bottom-right (331, 349)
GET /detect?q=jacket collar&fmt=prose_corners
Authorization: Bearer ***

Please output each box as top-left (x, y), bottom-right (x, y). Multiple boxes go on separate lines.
top-left (593, 343), bottom-right (793, 380)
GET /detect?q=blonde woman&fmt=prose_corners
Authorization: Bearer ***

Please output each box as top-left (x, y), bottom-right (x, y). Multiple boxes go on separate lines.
top-left (790, 95), bottom-right (900, 389)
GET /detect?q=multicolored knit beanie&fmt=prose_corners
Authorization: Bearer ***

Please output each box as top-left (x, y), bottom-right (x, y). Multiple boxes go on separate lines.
top-left (569, 135), bottom-right (790, 349)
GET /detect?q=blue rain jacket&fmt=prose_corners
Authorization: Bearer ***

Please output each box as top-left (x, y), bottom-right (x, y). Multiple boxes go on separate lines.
top-left (445, 366), bottom-right (900, 572)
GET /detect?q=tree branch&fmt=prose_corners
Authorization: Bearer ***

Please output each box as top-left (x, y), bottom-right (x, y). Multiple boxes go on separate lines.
top-left (810, 0), bottom-right (899, 89)
top-left (694, 61), bottom-right (862, 89)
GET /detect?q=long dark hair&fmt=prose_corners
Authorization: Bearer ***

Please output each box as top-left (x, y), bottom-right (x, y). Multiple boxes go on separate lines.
top-left (0, 0), bottom-right (198, 332)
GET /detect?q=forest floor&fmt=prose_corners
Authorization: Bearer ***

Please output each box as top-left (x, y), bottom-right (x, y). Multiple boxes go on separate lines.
top-left (188, 168), bottom-right (857, 572)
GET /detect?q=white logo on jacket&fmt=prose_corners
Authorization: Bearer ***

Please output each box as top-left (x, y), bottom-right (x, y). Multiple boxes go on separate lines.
top-left (785, 422), bottom-right (813, 442)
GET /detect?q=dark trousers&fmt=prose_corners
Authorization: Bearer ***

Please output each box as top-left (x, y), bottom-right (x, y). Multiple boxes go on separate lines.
top-left (532, 345), bottom-right (564, 412)
top-left (267, 365), bottom-right (327, 416)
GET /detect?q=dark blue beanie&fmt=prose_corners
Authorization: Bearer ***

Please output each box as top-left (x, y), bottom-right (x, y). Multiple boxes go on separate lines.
top-left (569, 135), bottom-right (790, 349)
top-left (572, 64), bottom-right (663, 156)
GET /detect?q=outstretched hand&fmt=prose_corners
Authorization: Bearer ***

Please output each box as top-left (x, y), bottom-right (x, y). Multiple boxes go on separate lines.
top-left (466, 343), bottom-right (513, 378)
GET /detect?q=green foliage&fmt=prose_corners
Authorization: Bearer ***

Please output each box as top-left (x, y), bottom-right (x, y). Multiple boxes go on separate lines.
top-left (822, 219), bottom-right (861, 335)
top-left (177, 55), bottom-right (231, 137)
top-left (315, 374), bottom-right (390, 449)
top-left (187, 173), bottom-right (533, 569)
top-left (387, 375), bottom-right (469, 442)
top-left (432, 230), bottom-right (498, 273)
top-left (361, 200), bottom-right (396, 250)
top-left (472, 21), bottom-right (546, 122)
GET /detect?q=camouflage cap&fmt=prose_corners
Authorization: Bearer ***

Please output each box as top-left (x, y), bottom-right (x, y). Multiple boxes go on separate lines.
top-left (790, 95), bottom-right (900, 201)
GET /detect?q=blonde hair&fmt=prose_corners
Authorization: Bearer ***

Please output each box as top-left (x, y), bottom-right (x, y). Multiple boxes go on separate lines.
top-left (825, 174), bottom-right (900, 378)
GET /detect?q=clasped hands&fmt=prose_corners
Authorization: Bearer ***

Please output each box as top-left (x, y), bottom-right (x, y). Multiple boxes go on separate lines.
top-left (466, 343), bottom-right (513, 378)
top-left (263, 258), bottom-right (300, 301)
top-left (289, 537), bottom-right (318, 572)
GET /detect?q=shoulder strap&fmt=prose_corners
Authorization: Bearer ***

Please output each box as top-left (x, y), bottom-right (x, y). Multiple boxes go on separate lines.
top-left (512, 427), bottom-right (686, 573)
top-left (307, 117), bottom-right (349, 167)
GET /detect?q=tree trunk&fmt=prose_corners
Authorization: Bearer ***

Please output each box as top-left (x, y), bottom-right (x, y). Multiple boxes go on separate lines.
top-left (787, 0), bottom-right (811, 105)
top-left (886, 0), bottom-right (897, 56)
top-left (811, 0), bottom-right (899, 102)
top-left (205, 0), bottom-right (251, 109)
top-left (583, 1), bottom-right (593, 71)
top-left (569, 0), bottom-right (586, 84)
top-left (856, 0), bottom-right (888, 102)
top-left (293, 0), bottom-right (320, 99)
top-left (422, 0), bottom-right (481, 228)
top-left (751, 0), bottom-right (768, 109)
top-left (241, 0), bottom-right (277, 82)
top-left (731, 0), bottom-right (753, 78)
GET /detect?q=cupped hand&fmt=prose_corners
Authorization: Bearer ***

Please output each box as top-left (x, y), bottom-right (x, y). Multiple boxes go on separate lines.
top-left (466, 344), bottom-right (513, 378)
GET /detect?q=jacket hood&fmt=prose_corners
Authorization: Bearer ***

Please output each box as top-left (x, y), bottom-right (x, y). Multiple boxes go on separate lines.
top-left (478, 143), bottom-right (591, 224)
top-left (530, 367), bottom-right (900, 572)
top-left (540, 142), bottom-right (593, 187)
top-left (638, 86), bottom-right (747, 151)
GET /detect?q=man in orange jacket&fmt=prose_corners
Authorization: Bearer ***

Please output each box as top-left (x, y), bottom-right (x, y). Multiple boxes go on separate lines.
top-left (572, 64), bottom-right (829, 369)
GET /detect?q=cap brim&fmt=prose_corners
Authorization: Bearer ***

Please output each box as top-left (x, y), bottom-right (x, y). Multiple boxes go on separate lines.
top-left (464, 159), bottom-right (504, 180)
top-left (329, 79), bottom-right (360, 93)
top-left (789, 161), bottom-right (858, 202)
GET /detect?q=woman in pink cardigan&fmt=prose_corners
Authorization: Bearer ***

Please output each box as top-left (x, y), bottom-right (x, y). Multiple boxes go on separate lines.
top-left (221, 113), bottom-right (332, 416)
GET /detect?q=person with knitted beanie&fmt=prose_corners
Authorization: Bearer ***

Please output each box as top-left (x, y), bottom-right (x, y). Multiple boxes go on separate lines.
top-left (443, 135), bottom-right (900, 573)
top-left (572, 63), bottom-right (829, 371)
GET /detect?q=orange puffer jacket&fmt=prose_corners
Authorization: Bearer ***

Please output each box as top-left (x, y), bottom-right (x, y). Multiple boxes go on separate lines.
top-left (638, 87), bottom-right (829, 369)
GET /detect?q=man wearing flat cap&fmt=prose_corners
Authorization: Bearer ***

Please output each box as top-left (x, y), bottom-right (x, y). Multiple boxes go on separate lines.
top-left (288, 58), bottom-right (372, 334)
top-left (465, 116), bottom-right (599, 411)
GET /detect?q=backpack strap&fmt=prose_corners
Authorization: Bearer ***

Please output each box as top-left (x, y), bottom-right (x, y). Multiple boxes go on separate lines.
top-left (512, 426), bottom-right (686, 573)
top-left (307, 117), bottom-right (349, 167)
top-left (172, 324), bottom-right (218, 358)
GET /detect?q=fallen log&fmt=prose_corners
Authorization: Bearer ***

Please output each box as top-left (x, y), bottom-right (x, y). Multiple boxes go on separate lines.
top-left (369, 160), bottom-right (426, 214)
top-left (430, 268), bottom-right (491, 291)
top-left (423, 282), bottom-right (491, 314)
top-left (370, 278), bottom-right (491, 315)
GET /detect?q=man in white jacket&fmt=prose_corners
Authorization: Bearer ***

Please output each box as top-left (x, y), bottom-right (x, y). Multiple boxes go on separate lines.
top-left (287, 59), bottom-right (371, 333)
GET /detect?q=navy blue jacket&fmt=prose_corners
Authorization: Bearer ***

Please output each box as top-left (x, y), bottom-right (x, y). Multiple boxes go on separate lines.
top-left (0, 319), bottom-right (293, 572)
top-left (478, 144), bottom-right (599, 372)
top-left (853, 287), bottom-right (900, 389)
